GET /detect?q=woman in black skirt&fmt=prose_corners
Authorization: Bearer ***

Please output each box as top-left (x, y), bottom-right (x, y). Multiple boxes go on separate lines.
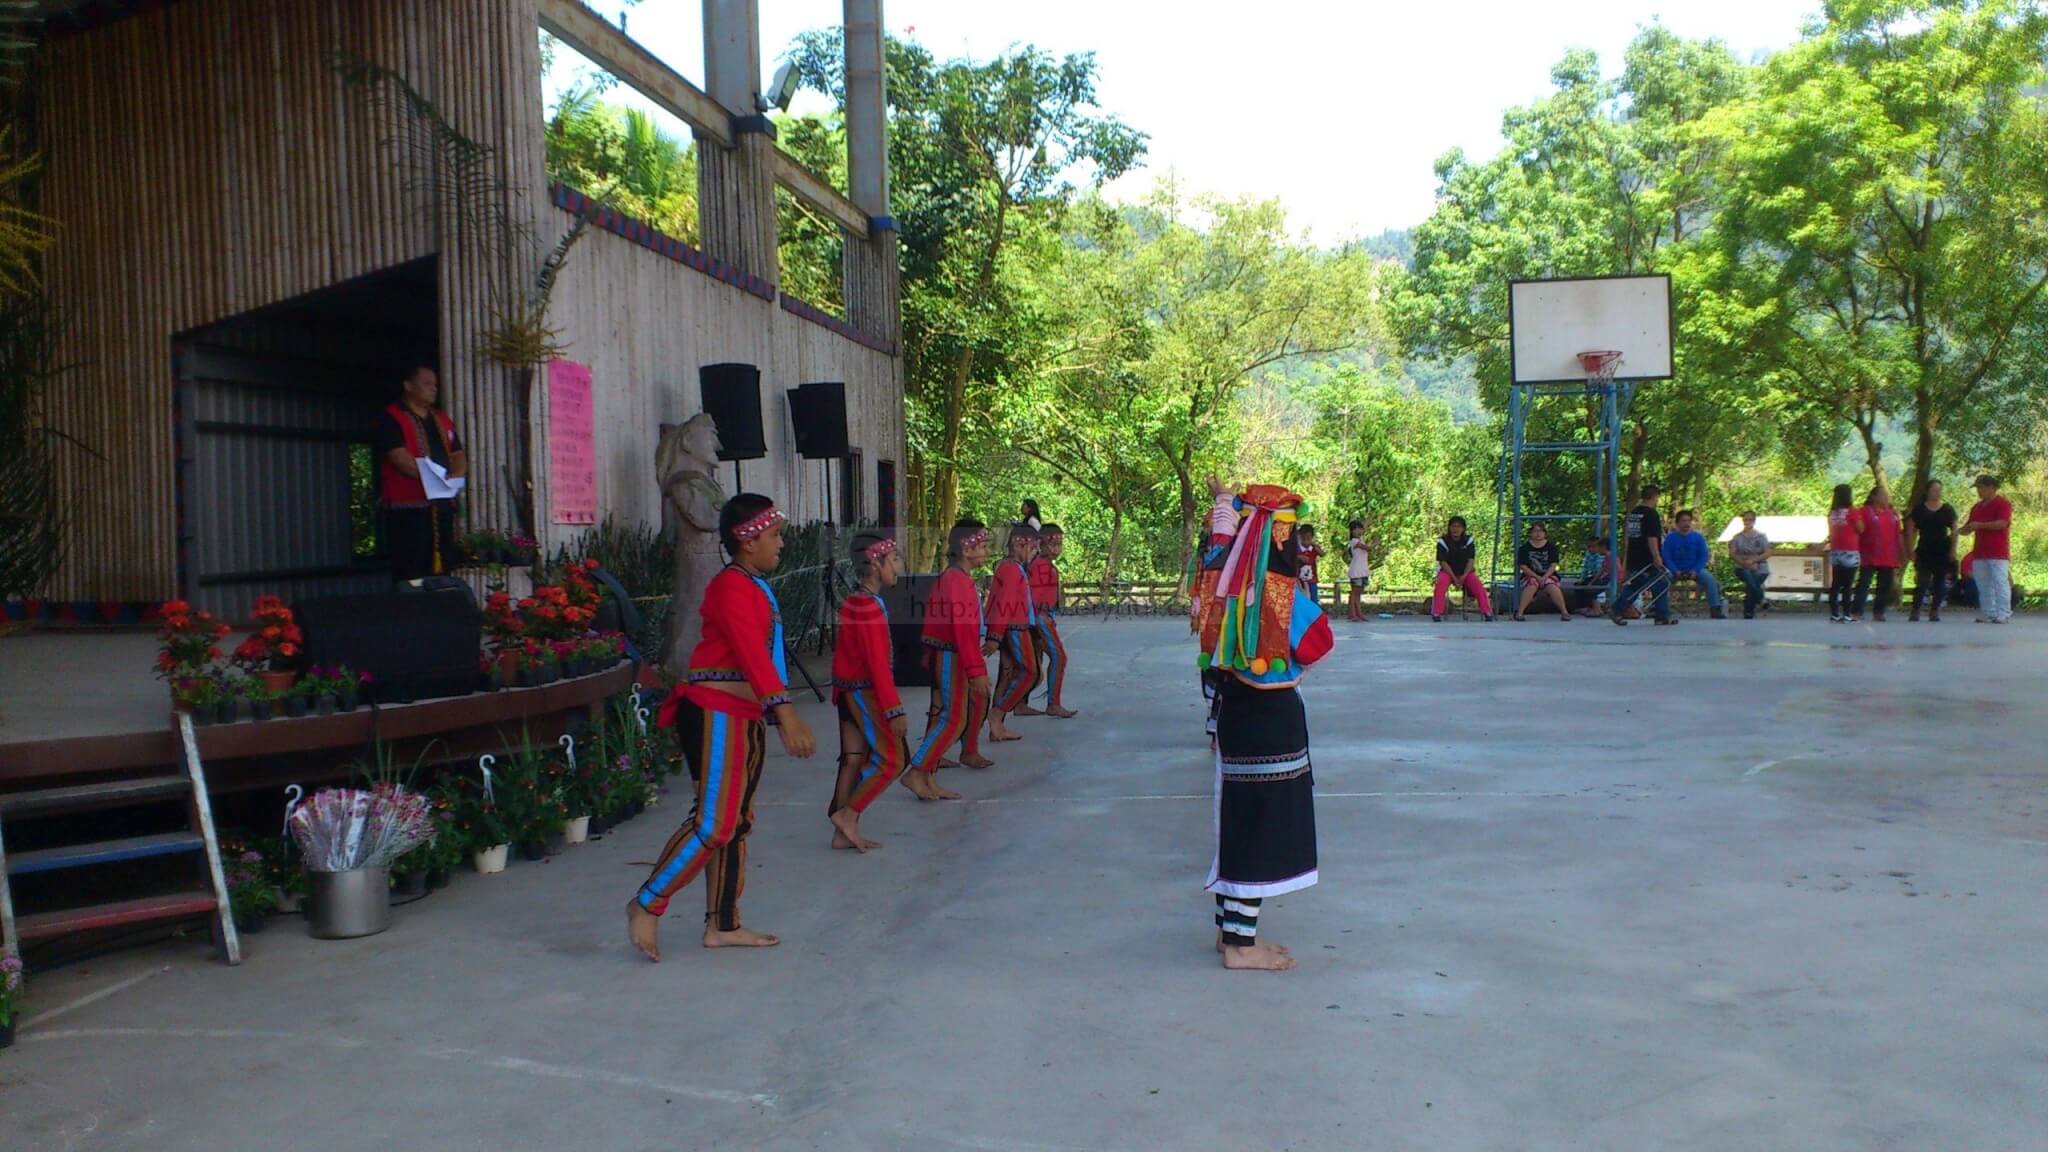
top-left (1198, 484), bottom-right (1336, 971)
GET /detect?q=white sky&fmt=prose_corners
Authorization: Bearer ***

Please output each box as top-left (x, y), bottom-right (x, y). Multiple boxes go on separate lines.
top-left (566, 0), bottom-right (1820, 240)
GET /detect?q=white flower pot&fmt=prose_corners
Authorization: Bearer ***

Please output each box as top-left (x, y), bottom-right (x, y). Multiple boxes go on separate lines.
top-left (472, 843), bottom-right (509, 874)
top-left (563, 815), bottom-right (590, 844)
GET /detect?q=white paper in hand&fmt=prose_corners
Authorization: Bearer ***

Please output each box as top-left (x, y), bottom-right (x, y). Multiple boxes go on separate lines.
top-left (419, 457), bottom-right (466, 499)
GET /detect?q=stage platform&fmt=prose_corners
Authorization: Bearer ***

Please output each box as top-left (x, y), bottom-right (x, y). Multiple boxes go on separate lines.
top-left (0, 632), bottom-right (636, 790)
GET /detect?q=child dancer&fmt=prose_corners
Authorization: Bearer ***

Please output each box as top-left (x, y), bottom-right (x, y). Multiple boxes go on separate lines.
top-left (1295, 524), bottom-right (1322, 609)
top-left (1026, 523), bottom-right (1077, 718)
top-left (829, 531), bottom-right (940, 851)
top-left (1199, 484), bottom-right (1336, 972)
top-left (909, 520), bottom-right (992, 785)
top-left (985, 523), bottom-right (1040, 743)
top-left (628, 494), bottom-right (817, 961)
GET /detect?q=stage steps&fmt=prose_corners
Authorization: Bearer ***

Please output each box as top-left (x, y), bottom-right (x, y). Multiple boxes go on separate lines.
top-left (0, 716), bottom-right (240, 965)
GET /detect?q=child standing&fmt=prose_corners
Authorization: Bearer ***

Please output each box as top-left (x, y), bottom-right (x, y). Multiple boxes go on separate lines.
top-left (985, 523), bottom-right (1040, 743)
top-left (1295, 524), bottom-right (1323, 610)
top-left (908, 520), bottom-right (992, 787)
top-left (1027, 523), bottom-right (1078, 718)
top-left (1345, 519), bottom-right (1371, 622)
top-left (628, 494), bottom-right (818, 962)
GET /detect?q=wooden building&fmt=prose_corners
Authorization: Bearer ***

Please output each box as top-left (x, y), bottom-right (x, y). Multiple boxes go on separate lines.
top-left (25, 0), bottom-right (903, 619)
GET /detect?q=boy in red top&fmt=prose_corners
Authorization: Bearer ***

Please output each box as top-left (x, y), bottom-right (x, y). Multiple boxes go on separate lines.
top-left (1959, 473), bottom-right (2015, 623)
top-left (829, 531), bottom-right (942, 851)
top-left (985, 523), bottom-right (1040, 743)
top-left (909, 520), bottom-right (992, 785)
top-left (628, 494), bottom-right (817, 962)
top-left (1024, 523), bottom-right (1078, 719)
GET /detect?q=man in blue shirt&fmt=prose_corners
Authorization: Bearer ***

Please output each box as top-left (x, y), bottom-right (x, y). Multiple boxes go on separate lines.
top-left (1662, 509), bottom-right (1727, 620)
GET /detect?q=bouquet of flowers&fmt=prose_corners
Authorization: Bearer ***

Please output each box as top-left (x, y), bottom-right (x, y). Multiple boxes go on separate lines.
top-left (287, 786), bottom-right (435, 873)
top-left (155, 600), bottom-right (230, 681)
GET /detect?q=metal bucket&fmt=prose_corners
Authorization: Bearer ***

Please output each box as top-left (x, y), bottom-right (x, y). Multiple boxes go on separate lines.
top-left (307, 867), bottom-right (392, 939)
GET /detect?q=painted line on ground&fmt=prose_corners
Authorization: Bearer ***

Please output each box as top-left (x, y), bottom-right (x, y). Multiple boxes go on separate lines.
top-left (757, 789), bottom-right (1596, 809)
top-left (23, 1027), bottom-right (774, 1107)
top-left (17, 965), bottom-right (170, 1032)
top-left (1744, 759), bottom-right (1781, 777)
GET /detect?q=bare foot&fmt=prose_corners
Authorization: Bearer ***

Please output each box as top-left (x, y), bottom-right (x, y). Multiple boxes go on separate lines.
top-left (1221, 943), bottom-right (1296, 971)
top-left (1215, 931), bottom-right (1289, 955)
top-left (626, 900), bottom-right (661, 962)
top-left (704, 925), bottom-right (781, 948)
top-left (938, 757), bottom-right (961, 770)
top-left (829, 808), bottom-right (871, 852)
top-left (960, 753), bottom-right (995, 769)
top-left (1047, 706), bottom-right (1078, 719)
top-left (1014, 705), bottom-right (1045, 716)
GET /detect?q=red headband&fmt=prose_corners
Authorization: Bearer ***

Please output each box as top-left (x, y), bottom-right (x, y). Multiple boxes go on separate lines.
top-left (959, 528), bottom-right (992, 550)
top-left (862, 537), bottom-right (898, 562)
top-left (731, 507), bottom-right (785, 543)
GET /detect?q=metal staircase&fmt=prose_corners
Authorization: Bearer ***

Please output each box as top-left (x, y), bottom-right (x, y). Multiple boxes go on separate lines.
top-left (1, 716), bottom-right (240, 964)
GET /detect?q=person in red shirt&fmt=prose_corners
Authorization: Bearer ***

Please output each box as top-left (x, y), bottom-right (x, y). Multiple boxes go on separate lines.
top-left (985, 523), bottom-right (1041, 743)
top-left (1958, 473), bottom-right (2015, 623)
top-left (1826, 483), bottom-right (1867, 622)
top-left (1295, 524), bottom-right (1323, 608)
top-left (829, 531), bottom-right (938, 851)
top-left (1025, 523), bottom-right (1078, 719)
top-left (1852, 485), bottom-right (1904, 622)
top-left (909, 520), bottom-right (993, 784)
top-left (375, 366), bottom-right (468, 583)
top-left (628, 494), bottom-right (817, 962)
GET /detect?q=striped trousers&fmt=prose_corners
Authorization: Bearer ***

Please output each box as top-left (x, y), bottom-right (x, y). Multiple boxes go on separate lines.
top-left (992, 627), bottom-right (1038, 714)
top-left (635, 699), bottom-right (765, 930)
top-left (1031, 615), bottom-right (1067, 709)
top-left (833, 688), bottom-right (910, 814)
top-left (911, 648), bottom-right (983, 773)
top-left (1215, 895), bottom-right (1263, 946)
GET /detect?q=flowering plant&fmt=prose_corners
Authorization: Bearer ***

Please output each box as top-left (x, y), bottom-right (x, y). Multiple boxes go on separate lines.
top-left (219, 838), bottom-right (281, 923)
top-left (232, 595), bottom-right (303, 673)
top-left (287, 786), bottom-right (435, 873)
top-left (155, 600), bottom-right (230, 681)
top-left (0, 951), bottom-right (21, 1027)
top-left (172, 672), bottom-right (227, 710)
top-left (483, 591), bottom-right (524, 646)
top-left (451, 773), bottom-right (511, 848)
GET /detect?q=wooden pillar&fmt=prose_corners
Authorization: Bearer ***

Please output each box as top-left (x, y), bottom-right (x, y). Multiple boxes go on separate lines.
top-left (841, 0), bottom-right (900, 348)
top-left (698, 0), bottom-right (778, 285)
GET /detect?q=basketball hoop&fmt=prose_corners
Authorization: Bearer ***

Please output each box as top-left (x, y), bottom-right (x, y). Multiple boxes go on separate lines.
top-left (1578, 350), bottom-right (1623, 384)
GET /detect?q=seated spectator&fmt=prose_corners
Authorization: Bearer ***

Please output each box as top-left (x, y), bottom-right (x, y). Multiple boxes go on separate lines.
top-left (1951, 551), bottom-right (1981, 610)
top-left (1513, 524), bottom-right (1572, 620)
top-left (1663, 509), bottom-right (1727, 620)
top-left (1569, 536), bottom-right (1613, 615)
top-left (1431, 515), bottom-right (1494, 623)
top-left (1727, 511), bottom-right (1772, 620)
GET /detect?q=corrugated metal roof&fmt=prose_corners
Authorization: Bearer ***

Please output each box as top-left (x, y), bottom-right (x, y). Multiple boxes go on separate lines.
top-left (1717, 515), bottom-right (1828, 545)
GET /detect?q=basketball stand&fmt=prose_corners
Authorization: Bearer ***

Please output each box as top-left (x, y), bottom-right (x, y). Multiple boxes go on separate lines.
top-left (1490, 350), bottom-right (1634, 607)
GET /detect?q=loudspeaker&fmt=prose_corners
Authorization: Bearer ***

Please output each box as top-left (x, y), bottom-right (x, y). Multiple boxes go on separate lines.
top-left (879, 572), bottom-right (938, 688)
top-left (787, 381), bottom-right (849, 460)
top-left (297, 587), bottom-right (483, 704)
top-left (699, 362), bottom-right (765, 461)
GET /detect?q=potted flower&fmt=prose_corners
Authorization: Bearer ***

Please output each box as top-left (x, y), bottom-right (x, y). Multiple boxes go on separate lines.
top-left (283, 676), bottom-right (317, 719)
top-left (0, 952), bottom-right (21, 1050)
top-left (303, 666), bottom-right (341, 715)
top-left (174, 674), bottom-right (222, 724)
top-left (422, 789), bottom-right (462, 888)
top-left (338, 667), bottom-right (368, 712)
top-left (245, 679), bottom-right (279, 722)
top-left (256, 832), bottom-right (308, 913)
top-left (155, 600), bottom-right (231, 701)
top-left (232, 595), bottom-right (303, 696)
top-left (211, 673), bottom-right (243, 725)
top-left (508, 534), bottom-right (539, 567)
top-left (454, 775), bottom-right (511, 874)
top-left (289, 786), bottom-right (434, 939)
top-left (222, 842), bottom-right (280, 933)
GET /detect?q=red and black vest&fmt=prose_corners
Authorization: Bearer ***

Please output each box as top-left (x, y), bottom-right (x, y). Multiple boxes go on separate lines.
top-left (378, 403), bottom-right (458, 507)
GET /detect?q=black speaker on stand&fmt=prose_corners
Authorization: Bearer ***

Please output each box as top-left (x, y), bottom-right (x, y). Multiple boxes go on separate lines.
top-left (700, 362), bottom-right (766, 491)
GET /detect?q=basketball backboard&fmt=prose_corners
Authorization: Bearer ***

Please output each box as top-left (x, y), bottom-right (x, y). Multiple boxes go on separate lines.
top-left (1509, 275), bottom-right (1673, 384)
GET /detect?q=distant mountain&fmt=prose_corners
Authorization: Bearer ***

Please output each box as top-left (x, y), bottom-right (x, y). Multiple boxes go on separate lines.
top-left (1350, 228), bottom-right (1415, 268)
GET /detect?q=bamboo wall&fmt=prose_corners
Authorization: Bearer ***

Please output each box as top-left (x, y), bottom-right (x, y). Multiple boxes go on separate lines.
top-left (38, 0), bottom-right (539, 601)
top-left (540, 215), bottom-right (903, 545)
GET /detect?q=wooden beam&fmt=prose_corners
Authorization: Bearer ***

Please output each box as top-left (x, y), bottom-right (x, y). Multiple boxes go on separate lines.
top-left (538, 0), bottom-right (735, 149)
top-left (775, 147), bottom-right (871, 239)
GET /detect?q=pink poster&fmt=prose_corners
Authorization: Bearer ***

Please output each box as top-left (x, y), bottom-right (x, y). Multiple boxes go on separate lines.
top-left (547, 359), bottom-right (598, 526)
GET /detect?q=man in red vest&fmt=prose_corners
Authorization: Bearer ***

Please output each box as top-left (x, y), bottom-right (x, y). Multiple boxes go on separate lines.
top-left (375, 366), bottom-right (468, 582)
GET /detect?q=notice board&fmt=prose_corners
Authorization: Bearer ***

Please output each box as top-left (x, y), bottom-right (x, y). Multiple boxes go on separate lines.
top-left (547, 359), bottom-right (598, 525)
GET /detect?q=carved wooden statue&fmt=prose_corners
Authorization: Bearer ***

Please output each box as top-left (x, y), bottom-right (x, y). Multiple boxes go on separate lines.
top-left (657, 413), bottom-right (726, 674)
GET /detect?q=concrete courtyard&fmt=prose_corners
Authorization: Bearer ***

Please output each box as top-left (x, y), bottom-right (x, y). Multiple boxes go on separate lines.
top-left (6, 614), bottom-right (2047, 1151)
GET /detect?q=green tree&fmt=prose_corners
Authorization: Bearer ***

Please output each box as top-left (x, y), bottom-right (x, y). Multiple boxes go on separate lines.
top-left (1709, 0), bottom-right (2048, 498)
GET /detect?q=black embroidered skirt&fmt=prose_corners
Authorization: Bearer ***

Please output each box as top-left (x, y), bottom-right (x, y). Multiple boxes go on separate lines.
top-left (1206, 678), bottom-right (1318, 898)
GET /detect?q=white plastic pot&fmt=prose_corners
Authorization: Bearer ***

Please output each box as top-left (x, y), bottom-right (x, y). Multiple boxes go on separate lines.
top-left (563, 815), bottom-right (590, 844)
top-left (471, 843), bottom-right (509, 874)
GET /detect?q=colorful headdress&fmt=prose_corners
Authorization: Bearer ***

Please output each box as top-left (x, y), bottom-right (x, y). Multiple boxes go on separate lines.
top-left (1209, 484), bottom-right (1307, 674)
top-left (731, 506), bottom-right (786, 543)
top-left (959, 527), bottom-right (992, 551)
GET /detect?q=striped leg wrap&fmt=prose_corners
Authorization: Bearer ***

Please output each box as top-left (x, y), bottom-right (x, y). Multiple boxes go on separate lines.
top-left (637, 703), bottom-right (765, 922)
top-left (843, 689), bottom-right (909, 813)
top-left (910, 651), bottom-right (970, 774)
top-left (1033, 616), bottom-right (1066, 707)
top-left (993, 628), bottom-right (1037, 713)
top-left (1215, 894), bottom-right (1262, 946)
